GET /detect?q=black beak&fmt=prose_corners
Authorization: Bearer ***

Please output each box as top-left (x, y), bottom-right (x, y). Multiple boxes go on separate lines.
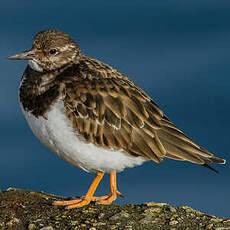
top-left (8, 49), bottom-right (35, 60)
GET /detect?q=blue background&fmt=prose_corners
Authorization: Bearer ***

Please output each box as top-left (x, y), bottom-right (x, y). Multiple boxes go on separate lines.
top-left (1, 0), bottom-right (229, 218)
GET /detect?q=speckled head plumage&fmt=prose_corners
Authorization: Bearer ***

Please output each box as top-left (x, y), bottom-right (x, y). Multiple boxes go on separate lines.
top-left (9, 29), bottom-right (82, 71)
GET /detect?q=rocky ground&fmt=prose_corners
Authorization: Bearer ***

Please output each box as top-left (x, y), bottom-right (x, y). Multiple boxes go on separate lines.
top-left (0, 188), bottom-right (229, 230)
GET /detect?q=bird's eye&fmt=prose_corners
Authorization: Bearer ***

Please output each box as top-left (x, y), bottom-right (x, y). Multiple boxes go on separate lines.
top-left (49, 49), bottom-right (57, 55)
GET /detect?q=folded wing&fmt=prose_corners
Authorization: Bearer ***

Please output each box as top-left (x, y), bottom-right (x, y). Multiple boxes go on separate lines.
top-left (63, 72), bottom-right (225, 166)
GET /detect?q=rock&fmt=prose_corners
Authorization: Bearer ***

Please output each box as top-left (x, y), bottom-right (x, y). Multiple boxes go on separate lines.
top-left (0, 188), bottom-right (229, 229)
top-left (28, 223), bottom-right (36, 230)
top-left (40, 227), bottom-right (54, 230)
top-left (110, 211), bottom-right (130, 220)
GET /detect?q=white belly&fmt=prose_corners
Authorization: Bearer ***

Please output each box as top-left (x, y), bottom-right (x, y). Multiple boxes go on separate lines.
top-left (21, 100), bottom-right (147, 173)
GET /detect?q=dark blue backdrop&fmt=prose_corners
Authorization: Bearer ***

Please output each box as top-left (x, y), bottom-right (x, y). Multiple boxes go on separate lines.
top-left (1, 0), bottom-right (229, 218)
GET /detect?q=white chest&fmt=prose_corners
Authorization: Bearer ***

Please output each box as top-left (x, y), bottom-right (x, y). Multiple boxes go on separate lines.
top-left (21, 100), bottom-right (147, 173)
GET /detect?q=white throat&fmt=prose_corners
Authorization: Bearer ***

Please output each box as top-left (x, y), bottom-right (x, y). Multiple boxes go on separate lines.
top-left (28, 60), bottom-right (43, 72)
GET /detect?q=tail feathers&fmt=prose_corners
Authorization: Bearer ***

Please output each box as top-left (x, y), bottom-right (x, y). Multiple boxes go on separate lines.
top-left (161, 138), bottom-right (205, 164)
top-left (199, 155), bottom-right (226, 164)
top-left (156, 121), bottom-right (226, 171)
top-left (202, 163), bottom-right (219, 173)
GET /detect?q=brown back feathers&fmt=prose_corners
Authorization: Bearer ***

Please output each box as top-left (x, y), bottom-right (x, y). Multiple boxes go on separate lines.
top-left (63, 56), bottom-right (225, 165)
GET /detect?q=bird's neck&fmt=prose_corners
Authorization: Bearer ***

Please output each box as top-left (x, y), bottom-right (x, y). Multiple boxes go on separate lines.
top-left (19, 64), bottom-right (71, 117)
top-left (20, 63), bottom-right (72, 95)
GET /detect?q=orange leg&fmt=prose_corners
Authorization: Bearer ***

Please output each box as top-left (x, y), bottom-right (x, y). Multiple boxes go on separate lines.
top-left (53, 171), bottom-right (105, 209)
top-left (93, 170), bottom-right (123, 205)
top-left (53, 170), bottom-right (122, 209)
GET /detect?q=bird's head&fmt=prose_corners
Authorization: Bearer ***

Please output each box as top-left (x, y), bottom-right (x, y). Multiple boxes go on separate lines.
top-left (8, 29), bottom-right (82, 71)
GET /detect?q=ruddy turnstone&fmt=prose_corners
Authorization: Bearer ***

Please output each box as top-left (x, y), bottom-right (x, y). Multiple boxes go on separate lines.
top-left (8, 29), bottom-right (226, 209)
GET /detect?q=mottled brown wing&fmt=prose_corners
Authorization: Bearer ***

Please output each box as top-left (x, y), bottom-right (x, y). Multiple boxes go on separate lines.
top-left (64, 76), bottom-right (225, 165)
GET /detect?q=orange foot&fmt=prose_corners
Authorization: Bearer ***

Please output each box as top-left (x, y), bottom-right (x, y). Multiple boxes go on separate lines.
top-left (93, 190), bottom-right (123, 205)
top-left (53, 197), bottom-right (90, 208)
top-left (53, 170), bottom-right (122, 209)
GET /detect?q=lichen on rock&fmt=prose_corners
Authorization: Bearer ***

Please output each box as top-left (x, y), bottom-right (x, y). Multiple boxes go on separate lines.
top-left (0, 188), bottom-right (229, 230)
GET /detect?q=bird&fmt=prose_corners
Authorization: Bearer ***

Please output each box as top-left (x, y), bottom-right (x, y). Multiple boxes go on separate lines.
top-left (8, 29), bottom-right (226, 209)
